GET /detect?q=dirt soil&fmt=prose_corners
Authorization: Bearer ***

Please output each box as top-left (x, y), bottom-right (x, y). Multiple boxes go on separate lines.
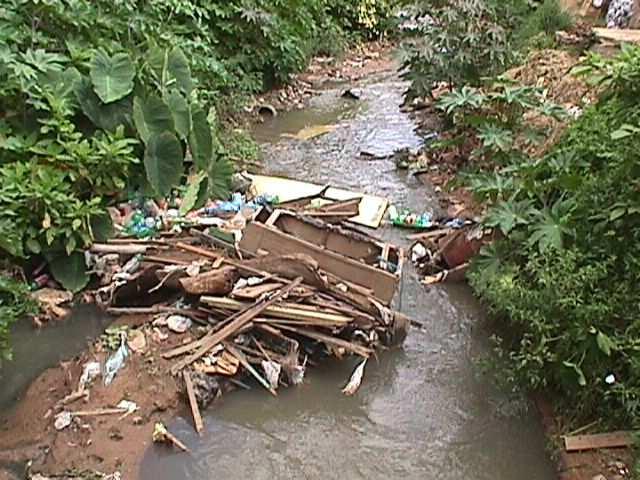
top-left (0, 313), bottom-right (188, 479)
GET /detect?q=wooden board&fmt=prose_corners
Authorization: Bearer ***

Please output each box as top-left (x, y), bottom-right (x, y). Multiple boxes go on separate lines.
top-left (563, 431), bottom-right (635, 452)
top-left (593, 28), bottom-right (640, 44)
top-left (247, 174), bottom-right (388, 228)
top-left (239, 221), bottom-right (399, 304)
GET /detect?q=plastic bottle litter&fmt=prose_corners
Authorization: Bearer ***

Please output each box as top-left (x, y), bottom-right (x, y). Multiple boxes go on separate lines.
top-left (125, 211), bottom-right (161, 238)
top-left (445, 218), bottom-right (465, 229)
top-left (78, 361), bottom-right (101, 391)
top-left (389, 206), bottom-right (432, 229)
top-left (103, 332), bottom-right (129, 386)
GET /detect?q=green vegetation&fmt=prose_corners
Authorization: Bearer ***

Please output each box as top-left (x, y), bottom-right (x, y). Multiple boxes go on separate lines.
top-left (406, 0), bottom-right (640, 428)
top-left (401, 0), bottom-right (573, 98)
top-left (0, 0), bottom-right (394, 355)
top-left (468, 48), bottom-right (640, 424)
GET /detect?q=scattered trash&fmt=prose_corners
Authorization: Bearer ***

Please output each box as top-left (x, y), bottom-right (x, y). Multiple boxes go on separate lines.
top-left (605, 374), bottom-right (616, 384)
top-left (166, 315), bottom-right (192, 333)
top-left (341, 359), bottom-right (367, 396)
top-left (261, 360), bottom-right (282, 390)
top-left (127, 329), bottom-right (147, 354)
top-left (116, 399), bottom-right (138, 418)
top-left (54, 411), bottom-right (73, 430)
top-left (341, 88), bottom-right (362, 100)
top-left (152, 422), bottom-right (190, 452)
top-left (388, 205), bottom-right (433, 229)
top-left (103, 332), bottom-right (129, 386)
top-left (79, 361), bottom-right (101, 391)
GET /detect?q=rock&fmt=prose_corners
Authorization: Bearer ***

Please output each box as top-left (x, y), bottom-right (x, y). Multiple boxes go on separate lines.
top-left (54, 411), bottom-right (72, 431)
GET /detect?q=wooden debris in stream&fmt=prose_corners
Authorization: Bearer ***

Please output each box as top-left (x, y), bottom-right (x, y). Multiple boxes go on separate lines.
top-left (89, 203), bottom-right (411, 436)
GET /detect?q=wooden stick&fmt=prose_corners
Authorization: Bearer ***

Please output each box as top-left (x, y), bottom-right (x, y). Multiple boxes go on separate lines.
top-left (276, 324), bottom-right (372, 357)
top-left (170, 278), bottom-right (303, 375)
top-left (183, 371), bottom-right (204, 434)
top-left (225, 344), bottom-right (277, 396)
top-left (90, 243), bottom-right (150, 254)
top-left (176, 242), bottom-right (221, 261)
top-left (71, 407), bottom-right (129, 417)
top-left (144, 255), bottom-right (192, 266)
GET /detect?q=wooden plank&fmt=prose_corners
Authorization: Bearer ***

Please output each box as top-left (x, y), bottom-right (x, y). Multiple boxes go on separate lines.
top-left (276, 324), bottom-right (372, 357)
top-left (564, 431), bottom-right (635, 452)
top-left (201, 296), bottom-right (353, 325)
top-left (593, 28), bottom-right (640, 44)
top-left (225, 344), bottom-right (277, 396)
top-left (247, 173), bottom-right (388, 228)
top-left (239, 221), bottom-right (398, 304)
top-left (169, 278), bottom-right (302, 375)
top-left (182, 371), bottom-right (204, 434)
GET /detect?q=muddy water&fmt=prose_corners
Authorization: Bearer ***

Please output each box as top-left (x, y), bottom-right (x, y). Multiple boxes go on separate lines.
top-left (0, 305), bottom-right (111, 410)
top-left (140, 71), bottom-right (555, 479)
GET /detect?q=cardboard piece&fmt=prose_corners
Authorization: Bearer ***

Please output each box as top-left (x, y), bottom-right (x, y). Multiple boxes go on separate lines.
top-left (247, 174), bottom-right (388, 228)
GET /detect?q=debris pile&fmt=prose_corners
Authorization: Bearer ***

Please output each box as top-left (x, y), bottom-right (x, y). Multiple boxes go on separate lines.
top-left (408, 224), bottom-right (494, 285)
top-left (63, 174), bottom-right (410, 438)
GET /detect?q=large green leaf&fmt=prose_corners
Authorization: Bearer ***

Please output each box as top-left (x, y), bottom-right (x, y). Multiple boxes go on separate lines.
top-left (207, 157), bottom-right (234, 200)
top-left (165, 90), bottom-right (191, 139)
top-left (90, 212), bottom-right (114, 242)
top-left (148, 46), bottom-right (193, 95)
top-left (90, 50), bottom-right (136, 104)
top-left (133, 95), bottom-right (174, 145)
top-left (189, 106), bottom-right (213, 170)
top-left (75, 76), bottom-right (132, 131)
top-left (179, 171), bottom-right (207, 215)
top-left (144, 131), bottom-right (184, 197)
top-left (49, 251), bottom-right (89, 293)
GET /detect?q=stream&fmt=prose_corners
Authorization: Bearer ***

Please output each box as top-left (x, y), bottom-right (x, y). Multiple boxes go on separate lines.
top-left (138, 69), bottom-right (556, 478)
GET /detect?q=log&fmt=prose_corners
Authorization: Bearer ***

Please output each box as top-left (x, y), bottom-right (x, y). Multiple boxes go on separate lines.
top-left (169, 277), bottom-right (303, 374)
top-left (183, 371), bottom-right (204, 434)
top-left (179, 266), bottom-right (238, 295)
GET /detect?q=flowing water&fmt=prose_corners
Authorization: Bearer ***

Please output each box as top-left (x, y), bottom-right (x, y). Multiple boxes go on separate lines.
top-left (139, 70), bottom-right (556, 479)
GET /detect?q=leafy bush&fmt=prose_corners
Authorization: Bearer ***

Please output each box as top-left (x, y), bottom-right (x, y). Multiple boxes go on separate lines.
top-left (468, 46), bottom-right (640, 426)
top-left (0, 0), bottom-right (394, 291)
top-left (401, 0), bottom-right (512, 98)
top-left (512, 0), bottom-right (574, 50)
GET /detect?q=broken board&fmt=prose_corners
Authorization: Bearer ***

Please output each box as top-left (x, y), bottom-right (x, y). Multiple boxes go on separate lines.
top-left (563, 431), bottom-right (635, 452)
top-left (239, 220), bottom-right (400, 304)
top-left (247, 174), bottom-right (388, 228)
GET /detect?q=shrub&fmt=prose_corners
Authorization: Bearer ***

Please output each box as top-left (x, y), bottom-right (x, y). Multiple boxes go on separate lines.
top-left (468, 46), bottom-right (640, 426)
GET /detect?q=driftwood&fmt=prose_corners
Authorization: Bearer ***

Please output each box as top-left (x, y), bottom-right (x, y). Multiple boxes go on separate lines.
top-left (179, 266), bottom-right (238, 295)
top-left (277, 324), bottom-right (372, 357)
top-left (170, 277), bottom-right (303, 375)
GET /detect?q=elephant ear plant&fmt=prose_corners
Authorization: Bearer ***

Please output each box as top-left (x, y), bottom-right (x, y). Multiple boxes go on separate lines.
top-left (0, 45), bottom-right (231, 291)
